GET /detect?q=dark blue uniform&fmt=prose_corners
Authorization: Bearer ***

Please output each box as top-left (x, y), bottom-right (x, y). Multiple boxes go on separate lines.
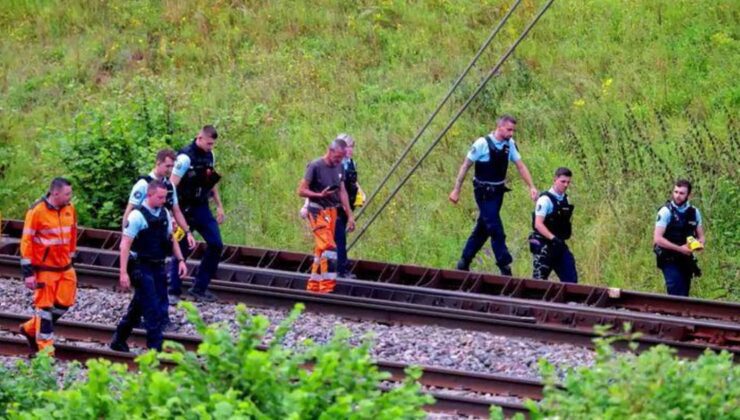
top-left (111, 205), bottom-right (172, 351)
top-left (655, 201), bottom-right (702, 296)
top-left (528, 190), bottom-right (577, 283)
top-left (335, 158), bottom-right (357, 277)
top-left (458, 135), bottom-right (521, 274)
top-left (169, 141), bottom-right (223, 298)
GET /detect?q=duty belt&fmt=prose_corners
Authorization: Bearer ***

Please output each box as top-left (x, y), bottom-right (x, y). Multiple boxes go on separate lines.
top-left (131, 257), bottom-right (167, 266)
top-left (473, 178), bottom-right (506, 187)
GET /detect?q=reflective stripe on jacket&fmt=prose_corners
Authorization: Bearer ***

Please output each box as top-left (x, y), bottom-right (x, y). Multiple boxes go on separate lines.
top-left (20, 196), bottom-right (77, 269)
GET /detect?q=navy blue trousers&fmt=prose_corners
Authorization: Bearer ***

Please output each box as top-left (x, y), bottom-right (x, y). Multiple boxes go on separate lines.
top-left (661, 261), bottom-right (693, 296)
top-left (168, 203), bottom-right (223, 295)
top-left (531, 242), bottom-right (578, 283)
top-left (335, 209), bottom-right (349, 276)
top-left (460, 188), bottom-right (513, 270)
top-left (114, 261), bottom-right (167, 350)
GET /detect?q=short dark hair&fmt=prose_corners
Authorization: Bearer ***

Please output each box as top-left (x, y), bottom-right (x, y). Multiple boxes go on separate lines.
top-left (201, 125), bottom-right (218, 140)
top-left (497, 114), bottom-right (517, 126)
top-left (554, 167), bottom-right (572, 178)
top-left (675, 179), bottom-right (692, 194)
top-left (147, 179), bottom-right (168, 194)
top-left (155, 148), bottom-right (177, 163)
top-left (49, 177), bottom-right (71, 192)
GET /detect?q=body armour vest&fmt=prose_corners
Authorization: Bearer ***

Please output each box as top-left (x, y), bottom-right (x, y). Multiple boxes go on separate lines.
top-left (343, 159), bottom-right (359, 210)
top-left (140, 175), bottom-right (175, 210)
top-left (531, 192), bottom-right (574, 240)
top-left (131, 206), bottom-right (171, 261)
top-left (178, 141), bottom-right (221, 207)
top-left (474, 136), bottom-right (510, 183)
top-left (661, 201), bottom-right (698, 247)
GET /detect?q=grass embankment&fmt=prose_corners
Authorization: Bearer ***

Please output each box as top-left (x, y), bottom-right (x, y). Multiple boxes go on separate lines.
top-left (0, 0), bottom-right (737, 299)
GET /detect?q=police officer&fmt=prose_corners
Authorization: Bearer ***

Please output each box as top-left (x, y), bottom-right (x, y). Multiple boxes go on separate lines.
top-left (528, 167), bottom-right (577, 283)
top-left (122, 148), bottom-right (196, 251)
top-left (110, 180), bottom-right (188, 352)
top-left (169, 125), bottom-right (224, 302)
top-left (124, 148), bottom-right (196, 323)
top-left (449, 115), bottom-right (538, 275)
top-left (653, 179), bottom-right (705, 296)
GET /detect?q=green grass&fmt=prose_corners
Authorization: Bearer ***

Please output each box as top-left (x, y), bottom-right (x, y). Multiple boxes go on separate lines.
top-left (0, 0), bottom-right (738, 299)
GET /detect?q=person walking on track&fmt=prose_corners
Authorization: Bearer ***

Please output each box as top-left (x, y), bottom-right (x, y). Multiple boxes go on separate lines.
top-left (300, 133), bottom-right (364, 279)
top-left (168, 125), bottom-right (224, 302)
top-left (448, 115), bottom-right (538, 275)
top-left (297, 137), bottom-right (356, 293)
top-left (653, 179), bottom-right (705, 297)
top-left (110, 180), bottom-right (188, 352)
top-left (19, 177), bottom-right (78, 355)
top-left (527, 167), bottom-right (577, 283)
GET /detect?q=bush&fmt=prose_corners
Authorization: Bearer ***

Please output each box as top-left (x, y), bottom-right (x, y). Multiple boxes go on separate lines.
top-left (56, 79), bottom-right (184, 228)
top-left (4, 303), bottom-right (432, 419)
top-left (519, 333), bottom-right (740, 419)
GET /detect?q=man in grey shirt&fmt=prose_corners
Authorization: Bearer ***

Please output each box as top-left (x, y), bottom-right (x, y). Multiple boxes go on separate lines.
top-left (297, 137), bottom-right (356, 293)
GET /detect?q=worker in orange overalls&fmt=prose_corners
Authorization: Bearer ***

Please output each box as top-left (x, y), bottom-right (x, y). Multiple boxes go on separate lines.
top-left (297, 137), bottom-right (355, 293)
top-left (19, 177), bottom-right (78, 354)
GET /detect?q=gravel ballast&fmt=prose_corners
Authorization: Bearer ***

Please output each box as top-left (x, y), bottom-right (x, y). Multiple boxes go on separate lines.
top-left (0, 277), bottom-right (594, 380)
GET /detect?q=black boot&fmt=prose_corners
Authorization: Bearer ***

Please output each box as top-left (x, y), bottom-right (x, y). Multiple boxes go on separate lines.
top-left (456, 258), bottom-right (471, 271)
top-left (109, 334), bottom-right (130, 353)
top-left (499, 265), bottom-right (512, 276)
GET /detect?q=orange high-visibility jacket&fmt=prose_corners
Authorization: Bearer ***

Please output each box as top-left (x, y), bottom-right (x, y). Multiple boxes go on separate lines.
top-left (20, 196), bottom-right (77, 271)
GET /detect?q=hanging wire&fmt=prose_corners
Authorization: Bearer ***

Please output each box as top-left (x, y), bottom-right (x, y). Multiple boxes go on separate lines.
top-left (349, 0), bottom-right (556, 251)
top-left (356, 0), bottom-right (524, 221)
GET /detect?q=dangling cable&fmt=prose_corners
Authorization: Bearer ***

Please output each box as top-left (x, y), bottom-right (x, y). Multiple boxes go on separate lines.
top-left (356, 0), bottom-right (524, 221)
top-left (349, 0), bottom-right (556, 251)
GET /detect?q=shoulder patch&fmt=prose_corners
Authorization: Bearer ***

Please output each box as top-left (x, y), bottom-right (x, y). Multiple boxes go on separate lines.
top-left (133, 191), bottom-right (143, 200)
top-left (536, 204), bottom-right (542, 212)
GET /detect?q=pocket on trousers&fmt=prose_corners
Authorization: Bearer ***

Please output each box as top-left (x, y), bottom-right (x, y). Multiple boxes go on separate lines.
top-left (528, 233), bottom-right (543, 254)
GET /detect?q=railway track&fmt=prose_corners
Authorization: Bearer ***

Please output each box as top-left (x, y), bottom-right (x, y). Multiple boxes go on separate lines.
top-left (2, 219), bottom-right (735, 323)
top-left (0, 246), bottom-right (737, 360)
top-left (0, 313), bottom-right (538, 417)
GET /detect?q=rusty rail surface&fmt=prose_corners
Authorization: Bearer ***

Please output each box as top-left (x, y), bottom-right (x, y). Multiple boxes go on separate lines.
top-left (0, 314), bottom-right (535, 417)
top-left (0, 247), bottom-right (736, 361)
top-left (3, 219), bottom-right (736, 323)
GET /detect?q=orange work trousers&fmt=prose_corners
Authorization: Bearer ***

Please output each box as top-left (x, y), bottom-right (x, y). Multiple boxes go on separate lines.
top-left (20, 268), bottom-right (77, 353)
top-left (306, 207), bottom-right (338, 293)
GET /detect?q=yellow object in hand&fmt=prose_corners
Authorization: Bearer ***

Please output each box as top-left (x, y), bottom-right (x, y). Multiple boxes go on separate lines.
top-left (174, 226), bottom-right (185, 242)
top-left (354, 188), bottom-right (367, 208)
top-left (687, 236), bottom-right (704, 251)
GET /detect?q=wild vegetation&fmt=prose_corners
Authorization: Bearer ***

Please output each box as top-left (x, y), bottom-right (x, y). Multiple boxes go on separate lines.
top-left (0, 0), bottom-right (737, 299)
top-left (1, 303), bottom-right (432, 419)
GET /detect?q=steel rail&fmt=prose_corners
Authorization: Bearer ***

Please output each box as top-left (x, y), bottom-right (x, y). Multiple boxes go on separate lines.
top-left (0, 322), bottom-right (534, 417)
top-left (4, 219), bottom-right (735, 323)
top-left (0, 254), bottom-right (736, 361)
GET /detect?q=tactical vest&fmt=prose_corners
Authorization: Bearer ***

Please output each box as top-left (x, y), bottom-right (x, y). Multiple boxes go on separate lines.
top-left (131, 206), bottom-right (171, 262)
top-left (343, 159), bottom-right (359, 210)
top-left (177, 140), bottom-right (221, 207)
top-left (661, 201), bottom-right (698, 246)
top-left (139, 175), bottom-right (175, 210)
top-left (473, 136), bottom-right (510, 183)
top-left (531, 191), bottom-right (574, 240)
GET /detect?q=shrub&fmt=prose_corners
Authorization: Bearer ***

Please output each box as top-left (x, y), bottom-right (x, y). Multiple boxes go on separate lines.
top-left (5, 303), bottom-right (432, 419)
top-left (56, 79), bottom-right (183, 228)
top-left (519, 333), bottom-right (740, 419)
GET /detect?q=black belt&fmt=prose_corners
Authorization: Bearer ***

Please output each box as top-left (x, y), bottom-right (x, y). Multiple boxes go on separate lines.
top-left (131, 258), bottom-right (166, 266)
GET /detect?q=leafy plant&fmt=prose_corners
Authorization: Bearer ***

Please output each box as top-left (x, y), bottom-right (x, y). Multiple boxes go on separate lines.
top-left (5, 303), bottom-right (432, 419)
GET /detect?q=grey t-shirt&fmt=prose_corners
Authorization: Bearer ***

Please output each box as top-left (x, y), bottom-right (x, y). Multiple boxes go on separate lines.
top-left (304, 158), bottom-right (345, 208)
